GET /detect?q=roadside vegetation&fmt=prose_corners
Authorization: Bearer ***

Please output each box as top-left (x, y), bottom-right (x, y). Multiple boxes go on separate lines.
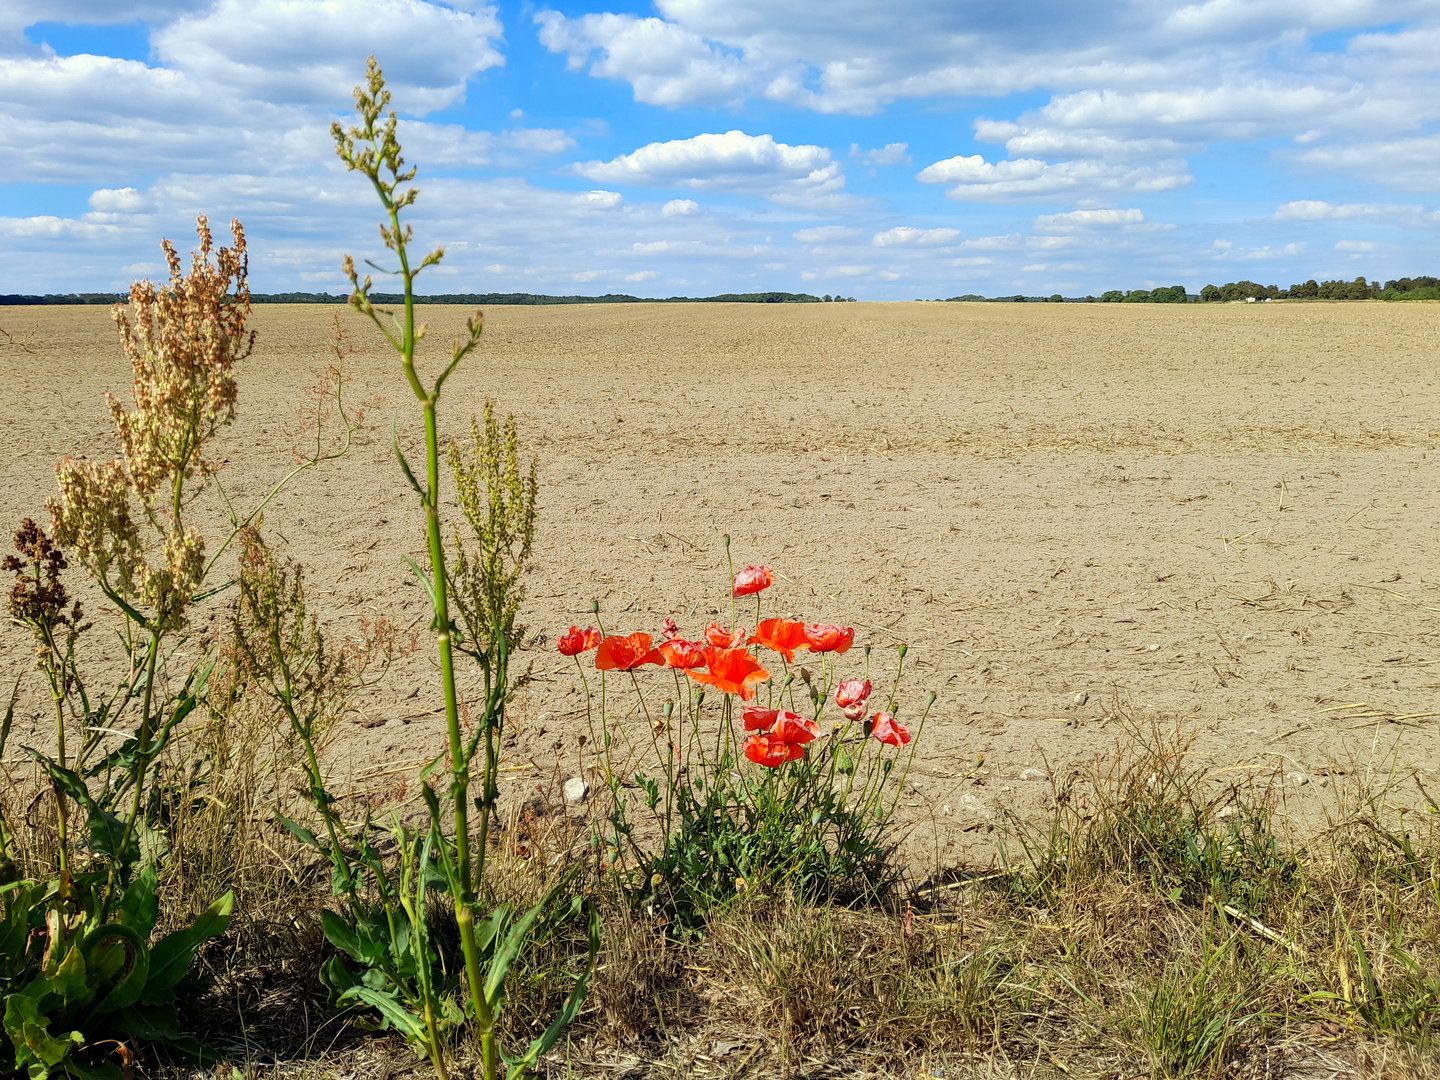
top-left (2, 59), bottom-right (1436, 1080)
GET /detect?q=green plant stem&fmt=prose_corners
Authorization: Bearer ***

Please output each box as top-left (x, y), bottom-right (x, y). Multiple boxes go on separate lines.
top-left (104, 628), bottom-right (160, 917)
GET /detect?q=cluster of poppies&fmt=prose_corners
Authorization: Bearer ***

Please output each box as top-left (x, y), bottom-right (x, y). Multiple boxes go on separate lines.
top-left (555, 564), bottom-right (912, 767)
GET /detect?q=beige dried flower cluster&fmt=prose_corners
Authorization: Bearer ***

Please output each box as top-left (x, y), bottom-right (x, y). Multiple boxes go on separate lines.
top-left (49, 216), bottom-right (254, 629)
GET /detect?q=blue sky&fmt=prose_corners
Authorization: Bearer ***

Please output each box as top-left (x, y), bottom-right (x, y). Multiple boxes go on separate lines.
top-left (2, 0), bottom-right (1438, 298)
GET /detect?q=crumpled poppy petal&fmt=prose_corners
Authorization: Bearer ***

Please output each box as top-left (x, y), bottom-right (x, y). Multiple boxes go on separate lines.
top-left (772, 710), bottom-right (820, 744)
top-left (748, 618), bottom-right (810, 663)
top-left (733, 565), bottom-right (774, 597)
top-left (595, 632), bottom-right (665, 671)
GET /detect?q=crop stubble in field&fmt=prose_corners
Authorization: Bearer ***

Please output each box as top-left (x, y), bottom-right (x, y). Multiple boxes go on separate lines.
top-left (3, 300), bottom-right (1438, 860)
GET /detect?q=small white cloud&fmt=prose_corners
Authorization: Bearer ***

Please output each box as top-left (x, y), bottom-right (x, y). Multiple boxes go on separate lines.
top-left (1021, 263), bottom-right (1048, 272)
top-left (573, 270), bottom-right (600, 281)
top-left (850, 142), bottom-right (910, 165)
top-left (917, 153), bottom-right (1190, 201)
top-left (88, 187), bottom-right (146, 213)
top-left (1213, 239), bottom-right (1233, 250)
top-left (573, 190), bottom-right (623, 209)
top-left (793, 225), bottom-right (862, 243)
top-left (662, 198), bottom-right (698, 216)
top-left (633, 240), bottom-right (674, 253)
top-left (509, 108), bottom-right (524, 119)
top-left (625, 270), bottom-right (658, 282)
top-left (872, 226), bottom-right (960, 247)
top-left (828, 265), bottom-right (870, 277)
top-left (483, 264), bottom-right (505, 273)
top-left (1034, 208), bottom-right (1145, 231)
top-left (875, 270), bottom-right (901, 280)
top-left (948, 257), bottom-right (994, 266)
top-left (1335, 240), bottom-right (1378, 252)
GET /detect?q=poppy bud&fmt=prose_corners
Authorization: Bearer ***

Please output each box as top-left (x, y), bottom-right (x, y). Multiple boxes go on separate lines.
top-left (864, 644), bottom-right (872, 657)
top-left (722, 534), bottom-right (731, 548)
top-left (809, 685), bottom-right (820, 703)
top-left (588, 598), bottom-right (599, 613)
top-left (898, 644), bottom-right (908, 659)
top-left (798, 666), bottom-right (811, 683)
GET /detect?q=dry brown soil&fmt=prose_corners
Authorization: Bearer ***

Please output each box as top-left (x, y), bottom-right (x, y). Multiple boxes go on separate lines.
top-left (4, 300), bottom-right (1439, 869)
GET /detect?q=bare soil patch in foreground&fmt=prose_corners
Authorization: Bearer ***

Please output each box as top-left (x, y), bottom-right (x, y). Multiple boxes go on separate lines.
top-left (3, 300), bottom-right (1439, 862)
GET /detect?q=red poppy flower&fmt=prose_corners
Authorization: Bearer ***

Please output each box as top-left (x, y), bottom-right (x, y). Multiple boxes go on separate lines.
top-left (871, 711), bottom-right (911, 747)
top-left (804, 623), bottom-right (854, 654)
top-left (658, 638), bottom-right (706, 669)
top-left (733, 565), bottom-right (774, 597)
top-left (744, 732), bottom-right (805, 767)
top-left (595, 633), bottom-right (664, 671)
top-left (748, 618), bottom-right (810, 662)
top-left (772, 710), bottom-right (820, 745)
top-left (705, 621), bottom-right (748, 648)
top-left (557, 626), bottom-right (601, 656)
top-left (834, 678), bottom-right (872, 721)
top-left (742, 705), bottom-right (779, 732)
top-left (660, 617), bottom-right (682, 641)
top-left (687, 646), bottom-right (770, 701)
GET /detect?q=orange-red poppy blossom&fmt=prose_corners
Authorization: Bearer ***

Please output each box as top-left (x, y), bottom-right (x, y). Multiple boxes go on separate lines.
top-left (871, 711), bottom-right (912, 747)
top-left (733, 565), bottom-right (774, 597)
top-left (834, 678), bottom-right (872, 721)
top-left (748, 618), bottom-right (810, 662)
top-left (687, 646), bottom-right (770, 701)
top-left (772, 710), bottom-right (820, 745)
top-left (557, 626), bottom-right (601, 656)
top-left (595, 633), bottom-right (664, 671)
top-left (658, 638), bottom-right (706, 669)
top-left (744, 732), bottom-right (804, 767)
top-left (704, 621), bottom-right (748, 648)
top-left (804, 623), bottom-right (854, 654)
top-left (742, 705), bottom-right (779, 732)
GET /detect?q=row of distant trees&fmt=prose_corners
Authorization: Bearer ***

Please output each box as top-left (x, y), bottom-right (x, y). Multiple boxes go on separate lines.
top-left (1089, 276), bottom-right (1440, 303)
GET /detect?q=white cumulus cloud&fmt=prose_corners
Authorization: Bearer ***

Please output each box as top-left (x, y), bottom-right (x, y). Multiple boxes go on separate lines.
top-left (917, 153), bottom-right (1190, 200)
top-left (872, 226), bottom-right (960, 246)
top-left (574, 130), bottom-right (847, 207)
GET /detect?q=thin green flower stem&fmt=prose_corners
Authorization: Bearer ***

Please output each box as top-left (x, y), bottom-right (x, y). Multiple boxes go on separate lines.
top-left (103, 628), bottom-right (160, 918)
top-left (885, 644), bottom-right (907, 714)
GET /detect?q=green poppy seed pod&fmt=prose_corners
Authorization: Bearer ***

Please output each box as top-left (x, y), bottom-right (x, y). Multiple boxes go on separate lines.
top-left (588, 598), bottom-right (599, 613)
top-left (927, 691), bottom-right (937, 705)
top-left (695, 689), bottom-right (705, 706)
top-left (782, 672), bottom-right (795, 687)
top-left (722, 534), bottom-right (731, 547)
top-left (663, 700), bottom-right (674, 719)
top-left (898, 644), bottom-right (908, 659)
top-left (864, 644), bottom-right (872, 657)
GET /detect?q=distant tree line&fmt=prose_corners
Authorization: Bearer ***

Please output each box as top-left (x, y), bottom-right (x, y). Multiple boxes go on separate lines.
top-left (941, 274), bottom-right (1440, 304)
top-left (0, 290), bottom-right (835, 306)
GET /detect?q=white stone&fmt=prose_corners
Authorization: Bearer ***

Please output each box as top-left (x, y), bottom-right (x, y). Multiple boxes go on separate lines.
top-left (1019, 767), bottom-right (1047, 782)
top-left (563, 776), bottom-right (589, 803)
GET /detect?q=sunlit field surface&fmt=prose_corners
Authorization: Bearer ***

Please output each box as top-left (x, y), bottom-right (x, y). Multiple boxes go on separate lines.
top-left (4, 299), bottom-right (1439, 1078)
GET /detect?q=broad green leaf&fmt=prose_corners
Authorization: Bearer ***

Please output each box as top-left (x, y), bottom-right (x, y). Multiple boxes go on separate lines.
top-left (320, 910), bottom-right (363, 960)
top-left (351, 987), bottom-right (428, 1045)
top-left (118, 867), bottom-right (159, 938)
top-left (145, 892), bottom-right (232, 998)
top-left (484, 901), bottom-right (544, 1006)
top-left (82, 924), bottom-right (149, 1013)
top-left (4, 991), bottom-right (77, 1073)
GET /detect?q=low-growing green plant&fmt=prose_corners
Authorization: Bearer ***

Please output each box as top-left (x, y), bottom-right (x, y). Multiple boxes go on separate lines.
top-left (1134, 933), bottom-right (1268, 1079)
top-left (1002, 724), bottom-right (1297, 914)
top-left (560, 537), bottom-right (933, 932)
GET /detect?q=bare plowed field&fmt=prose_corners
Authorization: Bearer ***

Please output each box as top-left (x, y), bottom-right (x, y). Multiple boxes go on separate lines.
top-left (4, 300), bottom-right (1438, 866)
